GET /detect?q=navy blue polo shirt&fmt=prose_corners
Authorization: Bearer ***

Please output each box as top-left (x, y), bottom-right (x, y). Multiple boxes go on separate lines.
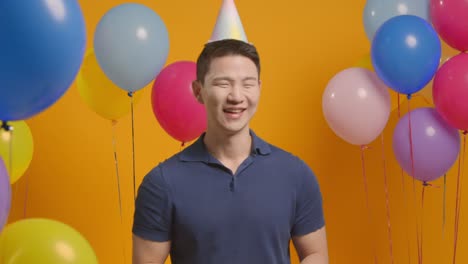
top-left (133, 131), bottom-right (325, 264)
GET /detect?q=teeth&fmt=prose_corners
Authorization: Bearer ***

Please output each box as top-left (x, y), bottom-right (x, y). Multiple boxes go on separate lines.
top-left (225, 109), bottom-right (243, 113)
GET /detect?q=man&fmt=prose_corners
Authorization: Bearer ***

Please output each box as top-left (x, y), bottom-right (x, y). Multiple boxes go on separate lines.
top-left (133, 39), bottom-right (328, 264)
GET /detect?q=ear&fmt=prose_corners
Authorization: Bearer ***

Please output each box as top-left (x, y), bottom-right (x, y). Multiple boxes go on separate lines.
top-left (192, 80), bottom-right (204, 104)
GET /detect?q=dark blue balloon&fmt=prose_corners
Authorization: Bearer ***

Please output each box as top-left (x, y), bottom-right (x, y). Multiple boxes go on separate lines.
top-left (0, 1), bottom-right (86, 121)
top-left (371, 15), bottom-right (441, 95)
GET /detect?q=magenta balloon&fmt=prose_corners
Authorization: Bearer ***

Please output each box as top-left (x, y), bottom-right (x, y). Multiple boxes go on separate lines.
top-left (430, 0), bottom-right (468, 52)
top-left (393, 107), bottom-right (460, 182)
top-left (151, 61), bottom-right (207, 143)
top-left (433, 53), bottom-right (468, 131)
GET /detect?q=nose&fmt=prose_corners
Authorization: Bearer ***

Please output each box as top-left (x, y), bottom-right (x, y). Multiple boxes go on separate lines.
top-left (227, 85), bottom-right (243, 104)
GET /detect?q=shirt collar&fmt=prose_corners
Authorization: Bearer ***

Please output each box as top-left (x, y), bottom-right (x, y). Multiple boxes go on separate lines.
top-left (179, 129), bottom-right (271, 162)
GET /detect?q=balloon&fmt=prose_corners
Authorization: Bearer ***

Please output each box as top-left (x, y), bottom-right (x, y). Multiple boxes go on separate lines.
top-left (355, 54), bottom-right (404, 112)
top-left (0, 121), bottom-right (34, 184)
top-left (77, 49), bottom-right (143, 121)
top-left (393, 107), bottom-right (460, 182)
top-left (94, 3), bottom-right (169, 92)
top-left (363, 0), bottom-right (429, 41)
top-left (0, 1), bottom-right (86, 121)
top-left (433, 53), bottom-right (468, 131)
top-left (0, 218), bottom-right (98, 263)
top-left (417, 40), bottom-right (460, 105)
top-left (0, 157), bottom-right (11, 233)
top-left (152, 61), bottom-right (207, 143)
top-left (322, 67), bottom-right (391, 146)
top-left (430, 0), bottom-right (468, 52)
top-left (371, 15), bottom-right (441, 95)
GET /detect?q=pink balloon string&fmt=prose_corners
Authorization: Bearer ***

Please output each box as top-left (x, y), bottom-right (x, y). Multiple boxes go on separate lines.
top-left (453, 131), bottom-right (466, 263)
top-left (407, 98), bottom-right (422, 264)
top-left (360, 145), bottom-right (378, 264)
top-left (401, 166), bottom-right (412, 264)
top-left (380, 134), bottom-right (394, 264)
top-left (420, 182), bottom-right (429, 264)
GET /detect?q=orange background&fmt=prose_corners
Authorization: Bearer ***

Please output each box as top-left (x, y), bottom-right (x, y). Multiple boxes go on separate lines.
top-left (7, 0), bottom-right (466, 263)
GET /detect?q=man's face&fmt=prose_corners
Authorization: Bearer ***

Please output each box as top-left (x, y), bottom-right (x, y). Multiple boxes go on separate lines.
top-left (195, 55), bottom-right (261, 135)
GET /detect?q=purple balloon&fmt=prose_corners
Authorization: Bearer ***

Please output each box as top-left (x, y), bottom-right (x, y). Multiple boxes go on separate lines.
top-left (0, 157), bottom-right (11, 231)
top-left (393, 107), bottom-right (460, 182)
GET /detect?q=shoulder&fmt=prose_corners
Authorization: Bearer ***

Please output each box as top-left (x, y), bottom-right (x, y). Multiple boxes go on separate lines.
top-left (140, 141), bottom-right (202, 187)
top-left (257, 137), bottom-right (318, 185)
top-left (264, 142), bottom-right (312, 171)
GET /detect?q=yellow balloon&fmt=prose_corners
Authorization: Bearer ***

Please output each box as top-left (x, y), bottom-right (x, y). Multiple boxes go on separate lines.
top-left (355, 54), bottom-right (374, 71)
top-left (354, 54), bottom-right (402, 111)
top-left (77, 49), bottom-right (143, 121)
top-left (0, 121), bottom-right (33, 184)
top-left (0, 218), bottom-right (98, 264)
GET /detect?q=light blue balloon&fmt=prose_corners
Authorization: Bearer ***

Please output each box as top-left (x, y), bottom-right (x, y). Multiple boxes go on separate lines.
top-left (94, 4), bottom-right (170, 92)
top-left (363, 0), bottom-right (430, 41)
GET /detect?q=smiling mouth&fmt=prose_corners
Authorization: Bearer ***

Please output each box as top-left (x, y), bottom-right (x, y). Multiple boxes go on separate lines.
top-left (223, 108), bottom-right (246, 118)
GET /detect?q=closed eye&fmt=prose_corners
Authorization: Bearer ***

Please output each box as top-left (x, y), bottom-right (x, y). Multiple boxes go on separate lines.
top-left (244, 82), bottom-right (256, 88)
top-left (214, 82), bottom-right (230, 88)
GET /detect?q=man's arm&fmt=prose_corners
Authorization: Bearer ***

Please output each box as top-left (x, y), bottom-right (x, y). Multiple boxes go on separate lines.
top-left (292, 226), bottom-right (328, 264)
top-left (132, 235), bottom-right (171, 264)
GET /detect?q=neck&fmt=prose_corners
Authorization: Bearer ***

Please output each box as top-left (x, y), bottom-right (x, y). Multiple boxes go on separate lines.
top-left (203, 128), bottom-right (252, 162)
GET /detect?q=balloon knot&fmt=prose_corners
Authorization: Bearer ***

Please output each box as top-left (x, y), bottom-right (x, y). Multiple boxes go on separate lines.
top-left (422, 181), bottom-right (440, 188)
top-left (406, 94), bottom-right (412, 100)
top-left (1, 121), bottom-right (12, 131)
top-left (128, 92), bottom-right (134, 98)
top-left (463, 130), bottom-right (468, 135)
top-left (360, 145), bottom-right (370, 150)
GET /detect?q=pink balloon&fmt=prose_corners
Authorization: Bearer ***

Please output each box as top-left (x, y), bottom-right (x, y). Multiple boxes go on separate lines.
top-left (151, 61), bottom-right (207, 143)
top-left (430, 0), bottom-right (468, 52)
top-left (323, 67), bottom-right (391, 146)
top-left (433, 53), bottom-right (468, 131)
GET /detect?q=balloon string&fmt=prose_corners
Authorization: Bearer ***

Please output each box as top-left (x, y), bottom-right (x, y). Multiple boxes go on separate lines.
top-left (360, 145), bottom-right (378, 264)
top-left (381, 134), bottom-right (394, 264)
top-left (129, 92), bottom-right (136, 201)
top-left (443, 174), bottom-right (447, 240)
top-left (399, 131), bottom-right (411, 263)
top-left (420, 182), bottom-right (429, 264)
top-left (412, 94), bottom-right (432, 106)
top-left (1, 122), bottom-right (23, 219)
top-left (453, 131), bottom-right (466, 263)
top-left (407, 96), bottom-right (422, 264)
top-left (397, 93), bottom-right (401, 118)
top-left (402, 167), bottom-right (411, 264)
top-left (112, 120), bottom-right (123, 222)
top-left (1, 122), bottom-right (14, 184)
top-left (111, 120), bottom-right (126, 263)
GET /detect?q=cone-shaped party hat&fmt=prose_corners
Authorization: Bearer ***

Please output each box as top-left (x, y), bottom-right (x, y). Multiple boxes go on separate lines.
top-left (209, 0), bottom-right (248, 42)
